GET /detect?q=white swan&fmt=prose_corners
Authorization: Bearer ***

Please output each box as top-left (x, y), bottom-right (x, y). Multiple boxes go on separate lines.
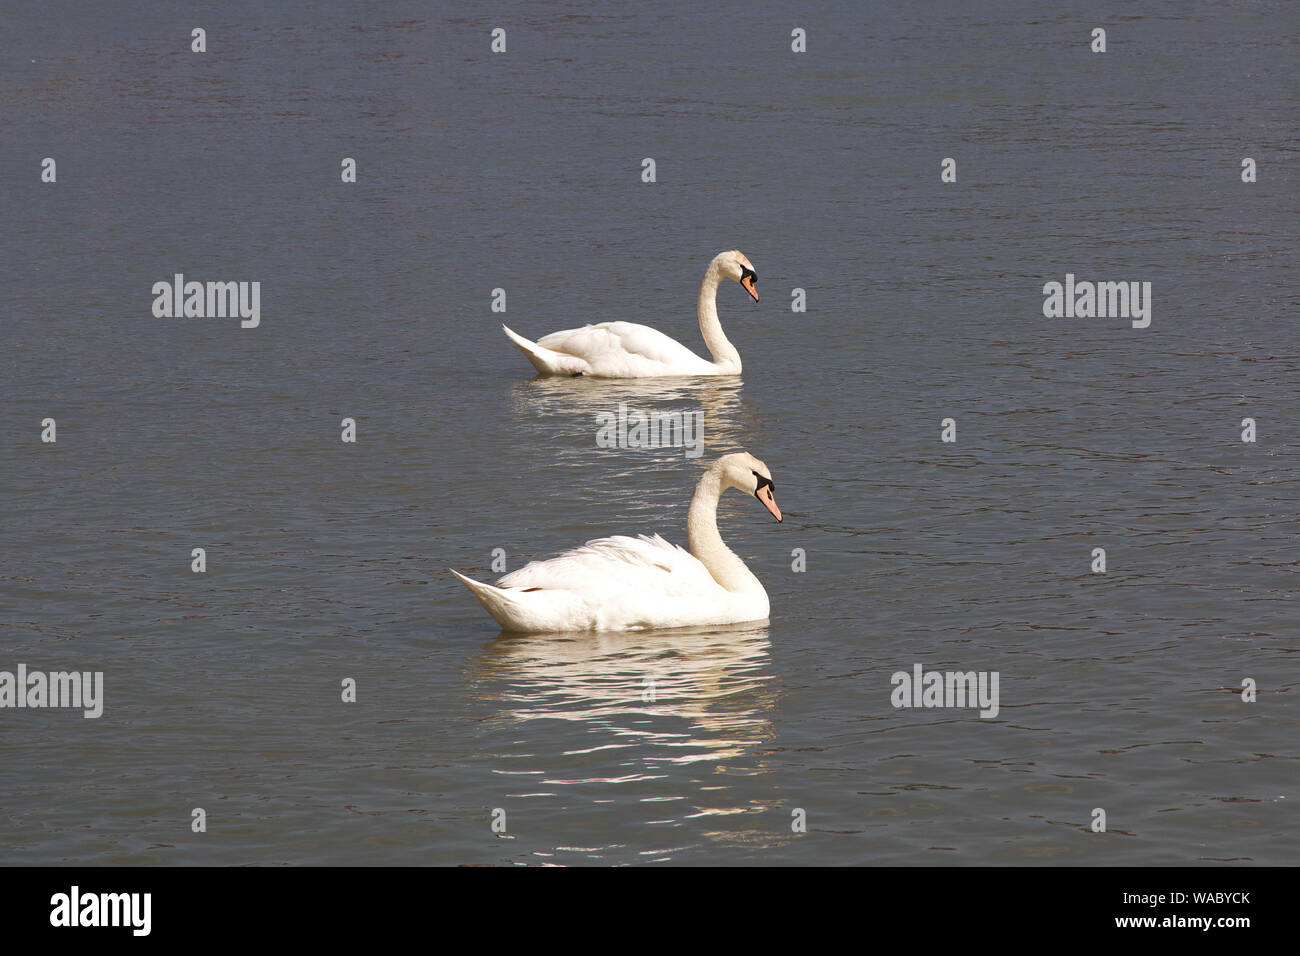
top-left (451, 452), bottom-right (782, 632)
top-left (501, 250), bottom-right (759, 378)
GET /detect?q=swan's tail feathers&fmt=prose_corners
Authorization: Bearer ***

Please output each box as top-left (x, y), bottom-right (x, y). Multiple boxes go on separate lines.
top-left (450, 569), bottom-right (528, 630)
top-left (501, 325), bottom-right (591, 377)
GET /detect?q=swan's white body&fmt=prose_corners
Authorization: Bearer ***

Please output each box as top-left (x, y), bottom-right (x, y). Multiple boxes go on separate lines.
top-left (502, 250), bottom-right (758, 378)
top-left (451, 453), bottom-right (781, 632)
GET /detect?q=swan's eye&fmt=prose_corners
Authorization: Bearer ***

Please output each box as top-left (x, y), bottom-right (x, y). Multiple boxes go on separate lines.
top-left (753, 471), bottom-right (774, 494)
top-left (740, 266), bottom-right (757, 284)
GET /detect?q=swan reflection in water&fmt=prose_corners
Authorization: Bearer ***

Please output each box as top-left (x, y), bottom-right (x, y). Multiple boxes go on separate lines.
top-left (508, 374), bottom-right (759, 460)
top-left (468, 622), bottom-right (775, 758)
top-left (463, 622), bottom-right (796, 858)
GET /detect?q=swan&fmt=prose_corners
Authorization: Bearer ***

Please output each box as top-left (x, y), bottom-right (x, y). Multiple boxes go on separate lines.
top-left (501, 250), bottom-right (759, 378)
top-left (451, 452), bottom-right (782, 632)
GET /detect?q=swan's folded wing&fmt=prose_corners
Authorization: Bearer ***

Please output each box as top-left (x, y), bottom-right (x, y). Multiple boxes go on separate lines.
top-left (537, 322), bottom-right (710, 370)
top-left (497, 533), bottom-right (719, 596)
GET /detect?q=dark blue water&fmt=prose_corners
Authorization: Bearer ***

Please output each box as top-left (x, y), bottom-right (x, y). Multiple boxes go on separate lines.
top-left (1, 1), bottom-right (1296, 865)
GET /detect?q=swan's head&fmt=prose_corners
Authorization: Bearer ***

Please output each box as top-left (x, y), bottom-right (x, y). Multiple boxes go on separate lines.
top-left (715, 250), bottom-right (759, 303)
top-left (717, 451), bottom-right (781, 522)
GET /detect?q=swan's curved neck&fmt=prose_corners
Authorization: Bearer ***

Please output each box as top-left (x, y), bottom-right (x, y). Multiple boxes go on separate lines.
top-left (687, 467), bottom-right (763, 593)
top-left (698, 262), bottom-right (741, 373)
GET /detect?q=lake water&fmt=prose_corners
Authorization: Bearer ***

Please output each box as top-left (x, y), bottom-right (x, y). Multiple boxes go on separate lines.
top-left (2, 1), bottom-right (1296, 865)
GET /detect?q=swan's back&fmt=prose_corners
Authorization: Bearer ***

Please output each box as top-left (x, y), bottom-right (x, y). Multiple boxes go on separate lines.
top-left (537, 322), bottom-right (719, 377)
top-left (500, 533), bottom-right (718, 596)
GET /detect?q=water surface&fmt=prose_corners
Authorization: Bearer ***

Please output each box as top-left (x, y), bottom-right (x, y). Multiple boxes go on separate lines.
top-left (1, 1), bottom-right (1296, 865)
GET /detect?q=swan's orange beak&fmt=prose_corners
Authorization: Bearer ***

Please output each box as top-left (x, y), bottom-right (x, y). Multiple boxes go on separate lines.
top-left (757, 484), bottom-right (782, 522)
top-left (740, 273), bottom-right (759, 302)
